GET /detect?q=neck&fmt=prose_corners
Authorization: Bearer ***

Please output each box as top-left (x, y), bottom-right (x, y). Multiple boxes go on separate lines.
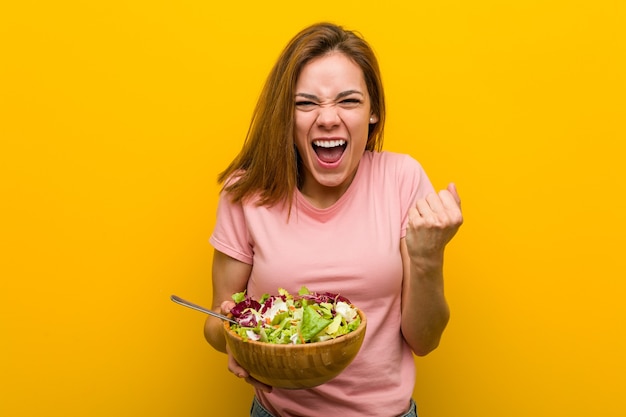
top-left (298, 170), bottom-right (358, 209)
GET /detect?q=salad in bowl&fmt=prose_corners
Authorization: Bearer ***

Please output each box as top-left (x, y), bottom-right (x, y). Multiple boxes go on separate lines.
top-left (228, 287), bottom-right (362, 344)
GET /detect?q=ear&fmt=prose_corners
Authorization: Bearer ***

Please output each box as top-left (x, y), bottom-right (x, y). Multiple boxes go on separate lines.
top-left (369, 115), bottom-right (379, 124)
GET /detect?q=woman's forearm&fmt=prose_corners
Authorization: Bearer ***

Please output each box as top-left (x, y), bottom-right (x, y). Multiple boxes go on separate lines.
top-left (204, 315), bottom-right (228, 353)
top-left (401, 246), bottom-right (450, 356)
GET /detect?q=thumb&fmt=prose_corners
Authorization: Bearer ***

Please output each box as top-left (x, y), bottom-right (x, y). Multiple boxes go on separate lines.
top-left (220, 300), bottom-right (236, 315)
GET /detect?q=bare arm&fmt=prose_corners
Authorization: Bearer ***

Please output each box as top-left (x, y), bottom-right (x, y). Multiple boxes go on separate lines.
top-left (203, 249), bottom-right (251, 353)
top-left (400, 183), bottom-right (463, 356)
top-left (203, 249), bottom-right (272, 392)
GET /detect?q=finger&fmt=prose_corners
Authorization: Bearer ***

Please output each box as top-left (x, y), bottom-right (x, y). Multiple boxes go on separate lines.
top-left (439, 188), bottom-right (464, 226)
top-left (415, 198), bottom-right (429, 216)
top-left (446, 182), bottom-right (461, 206)
top-left (225, 346), bottom-right (273, 392)
top-left (407, 206), bottom-right (424, 229)
top-left (225, 345), bottom-right (248, 378)
top-left (229, 364), bottom-right (248, 378)
top-left (415, 198), bottom-right (437, 221)
top-left (426, 192), bottom-right (446, 214)
top-left (438, 190), bottom-right (460, 211)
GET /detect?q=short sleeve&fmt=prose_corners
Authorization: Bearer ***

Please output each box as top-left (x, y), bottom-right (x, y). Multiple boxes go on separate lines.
top-left (398, 155), bottom-right (435, 238)
top-left (209, 191), bottom-right (254, 264)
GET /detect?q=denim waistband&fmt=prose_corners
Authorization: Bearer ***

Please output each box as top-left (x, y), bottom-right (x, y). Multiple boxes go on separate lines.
top-left (250, 397), bottom-right (274, 417)
top-left (250, 396), bottom-right (417, 417)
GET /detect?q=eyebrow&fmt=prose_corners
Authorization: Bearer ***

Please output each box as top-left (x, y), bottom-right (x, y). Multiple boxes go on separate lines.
top-left (295, 90), bottom-right (364, 100)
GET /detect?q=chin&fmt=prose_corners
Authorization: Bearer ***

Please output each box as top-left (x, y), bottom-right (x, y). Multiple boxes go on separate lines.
top-left (313, 172), bottom-right (351, 189)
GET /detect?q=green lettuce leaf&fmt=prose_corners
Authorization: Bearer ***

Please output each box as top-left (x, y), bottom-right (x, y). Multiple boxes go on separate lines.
top-left (300, 305), bottom-right (332, 342)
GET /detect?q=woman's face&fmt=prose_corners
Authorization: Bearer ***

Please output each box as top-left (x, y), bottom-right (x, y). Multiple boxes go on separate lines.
top-left (294, 52), bottom-right (377, 201)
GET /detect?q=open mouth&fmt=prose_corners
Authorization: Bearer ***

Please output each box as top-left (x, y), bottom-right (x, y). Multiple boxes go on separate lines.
top-left (313, 139), bottom-right (347, 164)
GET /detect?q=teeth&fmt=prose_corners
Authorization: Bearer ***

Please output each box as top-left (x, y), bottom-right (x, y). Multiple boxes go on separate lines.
top-left (313, 140), bottom-right (346, 148)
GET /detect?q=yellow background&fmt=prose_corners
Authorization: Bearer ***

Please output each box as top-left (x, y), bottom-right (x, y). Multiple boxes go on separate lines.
top-left (1, 1), bottom-right (624, 416)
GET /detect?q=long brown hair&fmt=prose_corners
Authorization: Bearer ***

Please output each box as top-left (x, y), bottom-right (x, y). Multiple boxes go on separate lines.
top-left (218, 22), bottom-right (386, 208)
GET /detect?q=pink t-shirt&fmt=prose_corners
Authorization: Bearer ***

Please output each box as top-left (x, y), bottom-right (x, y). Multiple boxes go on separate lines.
top-left (210, 151), bottom-right (434, 417)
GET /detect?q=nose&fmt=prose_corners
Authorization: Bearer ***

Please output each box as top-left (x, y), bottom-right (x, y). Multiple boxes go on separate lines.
top-left (316, 105), bottom-right (340, 128)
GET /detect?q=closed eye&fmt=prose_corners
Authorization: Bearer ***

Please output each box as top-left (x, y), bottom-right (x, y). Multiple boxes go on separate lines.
top-left (295, 91), bottom-right (364, 111)
top-left (295, 100), bottom-right (318, 111)
top-left (338, 98), bottom-right (362, 108)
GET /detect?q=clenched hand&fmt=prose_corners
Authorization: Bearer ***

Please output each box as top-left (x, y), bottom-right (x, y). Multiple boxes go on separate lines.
top-left (405, 183), bottom-right (463, 263)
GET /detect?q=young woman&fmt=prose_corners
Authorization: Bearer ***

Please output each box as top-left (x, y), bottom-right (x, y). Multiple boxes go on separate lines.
top-left (204, 22), bottom-right (463, 417)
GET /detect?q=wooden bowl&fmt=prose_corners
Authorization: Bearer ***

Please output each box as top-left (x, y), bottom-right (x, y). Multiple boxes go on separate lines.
top-left (223, 309), bottom-right (367, 389)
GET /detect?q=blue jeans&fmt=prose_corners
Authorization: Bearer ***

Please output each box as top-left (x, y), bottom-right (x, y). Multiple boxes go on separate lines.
top-left (250, 396), bottom-right (418, 417)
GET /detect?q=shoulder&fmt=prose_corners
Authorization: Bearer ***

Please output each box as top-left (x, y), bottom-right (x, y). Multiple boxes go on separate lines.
top-left (362, 151), bottom-right (425, 174)
top-left (360, 151), bottom-right (433, 197)
top-left (220, 170), bottom-right (265, 207)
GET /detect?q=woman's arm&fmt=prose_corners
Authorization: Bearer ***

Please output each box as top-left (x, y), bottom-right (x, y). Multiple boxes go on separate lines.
top-left (203, 249), bottom-right (272, 392)
top-left (400, 183), bottom-right (463, 356)
top-left (203, 249), bottom-right (251, 353)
